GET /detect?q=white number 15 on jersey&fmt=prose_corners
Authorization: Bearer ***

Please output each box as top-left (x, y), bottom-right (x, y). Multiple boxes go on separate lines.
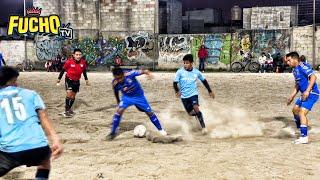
top-left (1, 97), bottom-right (27, 124)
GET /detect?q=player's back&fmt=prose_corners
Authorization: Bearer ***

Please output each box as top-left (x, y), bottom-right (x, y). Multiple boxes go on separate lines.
top-left (0, 86), bottom-right (48, 153)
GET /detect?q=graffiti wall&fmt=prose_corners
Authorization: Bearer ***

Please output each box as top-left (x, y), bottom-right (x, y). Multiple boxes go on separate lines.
top-left (251, 30), bottom-right (290, 57)
top-left (158, 35), bottom-right (191, 68)
top-left (1, 29), bottom-right (294, 70)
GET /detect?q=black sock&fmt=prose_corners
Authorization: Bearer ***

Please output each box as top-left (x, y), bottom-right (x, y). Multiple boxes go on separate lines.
top-left (65, 97), bottom-right (71, 111)
top-left (35, 169), bottom-right (50, 180)
top-left (65, 97), bottom-right (75, 112)
top-left (196, 111), bottom-right (206, 128)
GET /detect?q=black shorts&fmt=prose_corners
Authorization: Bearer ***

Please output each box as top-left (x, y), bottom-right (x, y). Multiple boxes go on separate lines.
top-left (0, 146), bottom-right (51, 177)
top-left (181, 95), bottom-right (199, 113)
top-left (65, 78), bottom-right (80, 93)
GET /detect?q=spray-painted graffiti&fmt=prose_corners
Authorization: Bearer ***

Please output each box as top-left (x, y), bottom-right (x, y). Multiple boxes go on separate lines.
top-left (203, 34), bottom-right (231, 64)
top-left (231, 31), bottom-right (252, 62)
top-left (36, 36), bottom-right (63, 60)
top-left (125, 31), bottom-right (155, 60)
top-left (158, 35), bottom-right (191, 64)
top-left (251, 30), bottom-right (290, 57)
top-left (191, 35), bottom-right (204, 63)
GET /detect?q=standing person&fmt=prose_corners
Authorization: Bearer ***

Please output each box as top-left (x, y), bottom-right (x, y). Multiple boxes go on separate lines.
top-left (107, 67), bottom-right (167, 140)
top-left (173, 54), bottom-right (215, 135)
top-left (197, 45), bottom-right (208, 73)
top-left (114, 55), bottom-right (122, 67)
top-left (286, 52), bottom-right (319, 144)
top-left (56, 49), bottom-right (90, 118)
top-left (0, 67), bottom-right (63, 178)
top-left (0, 53), bottom-right (6, 69)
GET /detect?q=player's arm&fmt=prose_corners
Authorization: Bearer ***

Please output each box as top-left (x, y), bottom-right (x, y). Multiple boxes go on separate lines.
top-left (37, 109), bottom-right (63, 160)
top-left (302, 74), bottom-right (317, 100)
top-left (198, 71), bottom-right (214, 98)
top-left (287, 84), bottom-right (298, 105)
top-left (173, 70), bottom-right (181, 97)
top-left (113, 87), bottom-right (120, 104)
top-left (82, 69), bottom-right (90, 85)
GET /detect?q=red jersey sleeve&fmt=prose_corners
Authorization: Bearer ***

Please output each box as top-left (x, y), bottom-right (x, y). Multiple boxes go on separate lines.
top-left (63, 59), bottom-right (70, 70)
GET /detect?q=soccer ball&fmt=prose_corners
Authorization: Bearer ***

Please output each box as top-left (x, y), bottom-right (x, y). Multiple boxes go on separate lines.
top-left (133, 125), bottom-right (147, 138)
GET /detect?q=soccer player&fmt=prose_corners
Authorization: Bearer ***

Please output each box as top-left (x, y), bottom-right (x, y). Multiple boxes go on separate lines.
top-left (57, 49), bottom-right (90, 118)
top-left (173, 54), bottom-right (214, 135)
top-left (107, 67), bottom-right (167, 140)
top-left (0, 67), bottom-right (63, 179)
top-left (286, 52), bottom-right (319, 144)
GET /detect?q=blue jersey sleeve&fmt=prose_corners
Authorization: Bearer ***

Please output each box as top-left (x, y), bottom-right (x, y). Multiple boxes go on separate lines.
top-left (33, 92), bottom-right (45, 111)
top-left (300, 64), bottom-right (314, 77)
top-left (125, 70), bottom-right (143, 78)
top-left (174, 69), bottom-right (181, 82)
top-left (197, 69), bottom-right (205, 81)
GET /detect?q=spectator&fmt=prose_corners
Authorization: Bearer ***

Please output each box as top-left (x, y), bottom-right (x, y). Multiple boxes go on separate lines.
top-left (197, 45), bottom-right (208, 73)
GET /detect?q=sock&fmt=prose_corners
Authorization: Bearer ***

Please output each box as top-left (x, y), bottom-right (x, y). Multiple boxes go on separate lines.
top-left (35, 169), bottom-right (49, 180)
top-left (149, 114), bottom-right (163, 131)
top-left (65, 97), bottom-right (75, 112)
top-left (111, 113), bottom-right (122, 134)
top-left (196, 111), bottom-right (206, 128)
top-left (300, 124), bottom-right (308, 137)
top-left (294, 115), bottom-right (301, 129)
top-left (65, 97), bottom-right (71, 111)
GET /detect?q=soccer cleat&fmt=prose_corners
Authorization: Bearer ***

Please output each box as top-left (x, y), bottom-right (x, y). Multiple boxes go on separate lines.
top-left (68, 110), bottom-right (76, 116)
top-left (63, 111), bottom-right (73, 118)
top-left (292, 136), bottom-right (309, 144)
top-left (201, 128), bottom-right (208, 135)
top-left (159, 130), bottom-right (167, 136)
top-left (106, 133), bottom-right (118, 141)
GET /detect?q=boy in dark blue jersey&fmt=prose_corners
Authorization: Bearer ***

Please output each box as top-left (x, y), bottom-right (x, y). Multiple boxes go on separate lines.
top-left (286, 52), bottom-right (319, 144)
top-left (107, 68), bottom-right (167, 140)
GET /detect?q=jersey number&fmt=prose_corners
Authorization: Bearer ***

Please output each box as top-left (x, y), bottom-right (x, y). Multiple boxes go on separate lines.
top-left (0, 97), bottom-right (27, 124)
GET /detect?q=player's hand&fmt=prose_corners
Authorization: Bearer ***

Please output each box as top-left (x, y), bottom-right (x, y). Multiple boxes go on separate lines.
top-left (175, 92), bottom-right (181, 98)
top-left (85, 80), bottom-right (90, 86)
top-left (209, 91), bottom-right (215, 99)
top-left (287, 96), bottom-right (294, 106)
top-left (302, 91), bottom-right (310, 101)
top-left (51, 138), bottom-right (63, 160)
top-left (56, 80), bottom-right (61, 86)
top-left (144, 70), bottom-right (153, 80)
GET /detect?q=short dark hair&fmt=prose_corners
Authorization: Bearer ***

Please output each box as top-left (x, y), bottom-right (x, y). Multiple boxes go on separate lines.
top-left (286, 52), bottom-right (299, 60)
top-left (112, 67), bottom-right (124, 76)
top-left (73, 48), bottom-right (82, 54)
top-left (0, 66), bottom-right (19, 86)
top-left (183, 54), bottom-right (193, 63)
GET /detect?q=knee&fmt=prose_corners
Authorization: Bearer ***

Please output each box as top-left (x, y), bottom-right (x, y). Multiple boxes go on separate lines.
top-left (292, 107), bottom-right (299, 115)
top-left (146, 112), bottom-right (154, 117)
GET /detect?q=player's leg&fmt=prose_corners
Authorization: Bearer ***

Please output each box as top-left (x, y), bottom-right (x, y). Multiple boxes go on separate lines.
top-left (293, 94), bottom-right (318, 144)
top-left (0, 151), bottom-right (21, 177)
top-left (134, 96), bottom-right (167, 136)
top-left (35, 158), bottom-right (50, 180)
top-left (292, 104), bottom-right (301, 129)
top-left (64, 79), bottom-right (79, 116)
top-left (107, 96), bottom-right (132, 140)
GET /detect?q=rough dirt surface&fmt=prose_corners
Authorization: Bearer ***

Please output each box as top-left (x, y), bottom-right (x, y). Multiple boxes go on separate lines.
top-left (3, 72), bottom-right (320, 180)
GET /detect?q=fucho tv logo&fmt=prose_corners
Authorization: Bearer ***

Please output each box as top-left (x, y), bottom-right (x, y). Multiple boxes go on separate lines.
top-left (7, 7), bottom-right (73, 39)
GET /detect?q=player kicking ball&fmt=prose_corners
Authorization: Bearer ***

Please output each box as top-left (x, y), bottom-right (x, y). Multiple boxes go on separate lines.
top-left (173, 54), bottom-right (214, 135)
top-left (286, 52), bottom-right (319, 144)
top-left (0, 67), bottom-right (63, 179)
top-left (107, 67), bottom-right (167, 140)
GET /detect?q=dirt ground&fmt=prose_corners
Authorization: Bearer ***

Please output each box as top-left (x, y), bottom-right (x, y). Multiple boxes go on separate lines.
top-left (3, 72), bottom-right (320, 180)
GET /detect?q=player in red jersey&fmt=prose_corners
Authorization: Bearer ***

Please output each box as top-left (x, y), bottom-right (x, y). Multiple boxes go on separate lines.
top-left (56, 49), bottom-right (90, 117)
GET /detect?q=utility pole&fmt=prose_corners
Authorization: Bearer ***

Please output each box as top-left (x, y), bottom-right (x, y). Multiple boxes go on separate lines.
top-left (312, 0), bottom-right (316, 68)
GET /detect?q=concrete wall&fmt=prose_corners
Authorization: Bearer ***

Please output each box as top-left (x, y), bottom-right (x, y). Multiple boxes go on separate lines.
top-left (243, 6), bottom-right (297, 30)
top-left (291, 26), bottom-right (320, 65)
top-left (165, 0), bottom-right (182, 34)
top-left (185, 9), bottom-right (220, 24)
top-left (0, 41), bottom-right (25, 66)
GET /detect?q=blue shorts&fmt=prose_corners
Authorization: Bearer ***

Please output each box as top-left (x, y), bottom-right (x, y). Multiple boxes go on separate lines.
top-left (295, 94), bottom-right (319, 111)
top-left (181, 95), bottom-right (199, 113)
top-left (118, 95), bottom-right (152, 113)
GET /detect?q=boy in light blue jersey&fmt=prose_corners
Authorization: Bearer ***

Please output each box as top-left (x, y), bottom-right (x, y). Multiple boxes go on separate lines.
top-left (106, 67), bottom-right (167, 140)
top-left (0, 67), bottom-right (63, 179)
top-left (173, 54), bottom-right (215, 135)
top-left (286, 52), bottom-right (319, 144)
